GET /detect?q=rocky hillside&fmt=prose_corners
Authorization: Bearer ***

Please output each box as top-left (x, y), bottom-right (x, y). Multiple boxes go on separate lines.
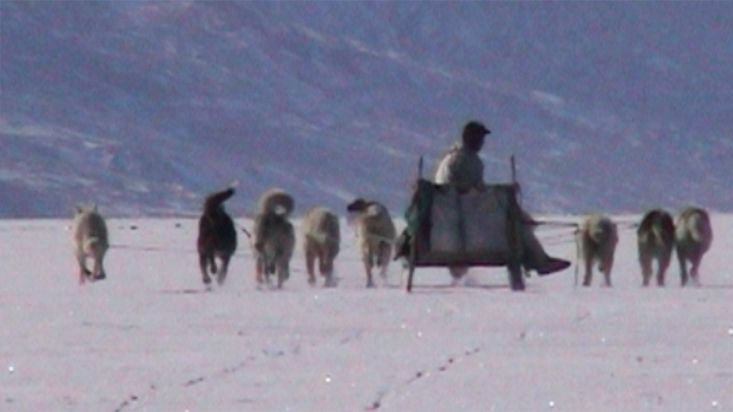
top-left (1, 1), bottom-right (731, 217)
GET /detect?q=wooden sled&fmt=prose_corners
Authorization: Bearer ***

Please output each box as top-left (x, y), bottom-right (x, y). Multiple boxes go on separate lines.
top-left (401, 179), bottom-right (526, 292)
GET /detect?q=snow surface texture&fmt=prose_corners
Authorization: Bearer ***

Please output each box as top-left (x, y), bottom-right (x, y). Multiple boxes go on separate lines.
top-left (1, 215), bottom-right (731, 411)
top-left (2, 2), bottom-right (733, 217)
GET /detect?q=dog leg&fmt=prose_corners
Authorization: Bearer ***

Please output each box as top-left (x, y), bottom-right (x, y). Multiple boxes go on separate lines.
top-left (199, 253), bottom-right (211, 285)
top-left (277, 260), bottom-right (289, 289)
top-left (640, 254), bottom-right (652, 287)
top-left (377, 242), bottom-right (391, 280)
top-left (76, 253), bottom-right (90, 284)
top-left (690, 256), bottom-right (702, 287)
top-left (318, 257), bottom-right (328, 280)
top-left (603, 269), bottom-right (612, 287)
top-left (318, 250), bottom-right (328, 277)
top-left (217, 255), bottom-right (231, 285)
top-left (582, 258), bottom-right (593, 287)
top-left (92, 257), bottom-right (106, 281)
top-left (655, 261), bottom-right (666, 287)
top-left (79, 252), bottom-right (92, 276)
top-left (657, 253), bottom-right (671, 287)
top-left (209, 255), bottom-right (218, 275)
top-left (78, 258), bottom-right (88, 285)
top-left (255, 256), bottom-right (265, 285)
top-left (677, 252), bottom-right (689, 287)
top-left (320, 252), bottom-right (336, 287)
top-left (364, 260), bottom-right (375, 288)
top-left (282, 258), bottom-right (290, 282)
top-left (602, 255), bottom-right (613, 287)
top-left (305, 246), bottom-right (316, 286)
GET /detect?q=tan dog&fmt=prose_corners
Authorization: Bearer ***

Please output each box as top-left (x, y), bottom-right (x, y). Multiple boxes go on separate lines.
top-left (346, 198), bottom-right (396, 288)
top-left (675, 207), bottom-right (713, 287)
top-left (637, 209), bottom-right (675, 287)
top-left (302, 207), bottom-right (340, 287)
top-left (579, 214), bottom-right (618, 287)
top-left (72, 205), bottom-right (109, 284)
top-left (252, 189), bottom-right (295, 289)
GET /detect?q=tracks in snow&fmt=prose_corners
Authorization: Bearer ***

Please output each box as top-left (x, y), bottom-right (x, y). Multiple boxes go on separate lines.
top-left (365, 345), bottom-right (483, 410)
top-left (111, 327), bottom-right (363, 411)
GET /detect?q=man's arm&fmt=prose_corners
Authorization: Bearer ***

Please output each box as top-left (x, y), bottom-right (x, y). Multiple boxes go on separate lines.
top-left (434, 152), bottom-right (455, 184)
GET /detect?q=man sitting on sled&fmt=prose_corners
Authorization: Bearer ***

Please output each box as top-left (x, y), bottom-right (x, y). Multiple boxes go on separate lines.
top-left (428, 120), bottom-right (570, 284)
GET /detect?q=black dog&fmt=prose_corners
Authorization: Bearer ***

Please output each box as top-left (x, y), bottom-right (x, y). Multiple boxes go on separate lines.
top-left (637, 209), bottom-right (675, 287)
top-left (197, 188), bottom-right (237, 285)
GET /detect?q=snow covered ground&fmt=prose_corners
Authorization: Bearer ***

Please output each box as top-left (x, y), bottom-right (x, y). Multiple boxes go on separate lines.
top-left (1, 215), bottom-right (731, 411)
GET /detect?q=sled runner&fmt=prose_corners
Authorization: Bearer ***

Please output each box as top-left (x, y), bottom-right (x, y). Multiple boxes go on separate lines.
top-left (399, 178), bottom-right (526, 292)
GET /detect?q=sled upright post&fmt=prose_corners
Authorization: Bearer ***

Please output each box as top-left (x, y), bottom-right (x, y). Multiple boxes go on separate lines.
top-left (511, 154), bottom-right (516, 185)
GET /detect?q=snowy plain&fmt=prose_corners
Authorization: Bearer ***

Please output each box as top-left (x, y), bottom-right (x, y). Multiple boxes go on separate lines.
top-left (0, 214), bottom-right (731, 412)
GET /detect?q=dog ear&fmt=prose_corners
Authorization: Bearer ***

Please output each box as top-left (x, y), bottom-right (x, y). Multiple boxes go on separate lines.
top-left (92, 203), bottom-right (98, 212)
top-left (347, 198), bottom-right (366, 212)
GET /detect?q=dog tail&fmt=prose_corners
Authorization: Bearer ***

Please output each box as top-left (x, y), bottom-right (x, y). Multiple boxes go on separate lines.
top-left (258, 189), bottom-right (294, 217)
top-left (688, 211), bottom-right (712, 244)
top-left (365, 203), bottom-right (386, 218)
top-left (639, 209), bottom-right (674, 247)
top-left (347, 199), bottom-right (389, 219)
top-left (309, 232), bottom-right (330, 245)
top-left (655, 217), bottom-right (675, 246)
top-left (203, 188), bottom-right (235, 215)
top-left (585, 215), bottom-right (616, 245)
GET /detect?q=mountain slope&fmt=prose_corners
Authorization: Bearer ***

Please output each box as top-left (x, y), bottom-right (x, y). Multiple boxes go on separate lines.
top-left (1, 2), bottom-right (732, 217)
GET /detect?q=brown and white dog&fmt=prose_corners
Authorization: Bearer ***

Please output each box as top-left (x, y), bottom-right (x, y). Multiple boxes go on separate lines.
top-left (197, 188), bottom-right (237, 286)
top-left (252, 189), bottom-right (295, 289)
top-left (302, 207), bottom-right (340, 287)
top-left (347, 198), bottom-right (396, 288)
top-left (579, 214), bottom-right (618, 287)
top-left (675, 207), bottom-right (713, 287)
top-left (72, 204), bottom-right (109, 284)
top-left (637, 209), bottom-right (675, 287)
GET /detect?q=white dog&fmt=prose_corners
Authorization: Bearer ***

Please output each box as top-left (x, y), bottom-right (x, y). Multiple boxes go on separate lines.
top-left (579, 214), bottom-right (618, 287)
top-left (302, 207), bottom-right (340, 287)
top-left (252, 189), bottom-right (295, 289)
top-left (347, 198), bottom-right (396, 288)
top-left (72, 205), bottom-right (109, 284)
top-left (675, 207), bottom-right (713, 287)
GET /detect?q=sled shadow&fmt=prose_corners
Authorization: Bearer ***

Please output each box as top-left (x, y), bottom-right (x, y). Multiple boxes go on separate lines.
top-left (158, 288), bottom-right (213, 295)
top-left (405, 283), bottom-right (517, 295)
top-left (698, 284), bottom-right (733, 290)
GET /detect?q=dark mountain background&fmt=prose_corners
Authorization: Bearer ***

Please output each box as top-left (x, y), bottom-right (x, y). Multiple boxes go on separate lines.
top-left (2, 1), bottom-right (732, 218)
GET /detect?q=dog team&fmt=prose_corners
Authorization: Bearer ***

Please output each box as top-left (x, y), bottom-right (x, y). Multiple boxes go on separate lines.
top-left (578, 207), bottom-right (713, 288)
top-left (73, 186), bottom-right (713, 289)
